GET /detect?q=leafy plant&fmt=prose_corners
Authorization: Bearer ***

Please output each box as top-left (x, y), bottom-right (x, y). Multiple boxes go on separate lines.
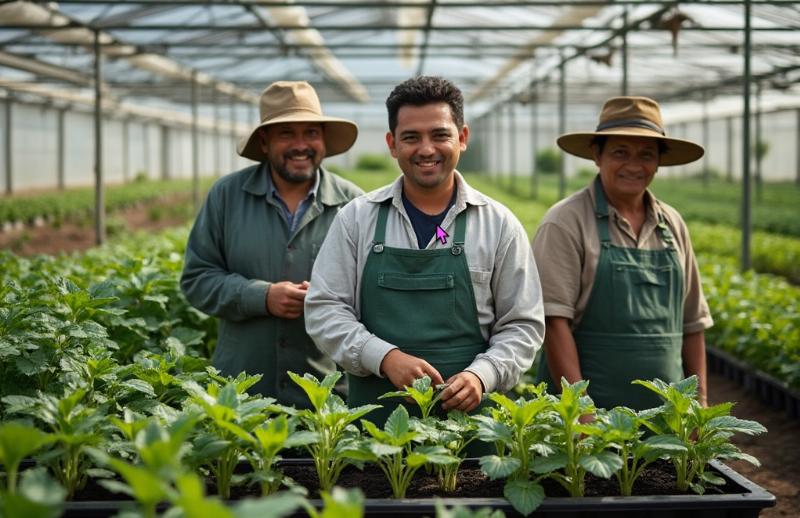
top-left (474, 385), bottom-right (552, 515)
top-left (0, 422), bottom-right (54, 494)
top-left (360, 405), bottom-right (458, 498)
top-left (0, 467), bottom-right (65, 518)
top-left (413, 410), bottom-right (479, 492)
top-left (380, 376), bottom-right (447, 419)
top-left (434, 500), bottom-right (506, 518)
top-left (288, 371), bottom-right (380, 492)
top-left (539, 379), bottom-right (622, 497)
top-left (596, 407), bottom-right (687, 496)
top-left (635, 376), bottom-right (767, 494)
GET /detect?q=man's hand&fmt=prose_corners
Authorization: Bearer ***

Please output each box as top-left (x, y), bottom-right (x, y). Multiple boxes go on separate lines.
top-left (380, 349), bottom-right (444, 390)
top-left (440, 371), bottom-right (483, 412)
top-left (266, 281), bottom-right (309, 319)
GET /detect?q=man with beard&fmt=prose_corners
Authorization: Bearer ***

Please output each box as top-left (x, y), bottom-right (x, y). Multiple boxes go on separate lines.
top-left (305, 76), bottom-right (544, 426)
top-left (181, 81), bottom-right (363, 406)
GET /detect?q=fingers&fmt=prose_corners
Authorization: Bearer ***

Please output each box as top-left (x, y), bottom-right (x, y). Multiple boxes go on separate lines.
top-left (380, 350), bottom-right (444, 390)
top-left (441, 372), bottom-right (483, 412)
top-left (267, 281), bottom-right (309, 318)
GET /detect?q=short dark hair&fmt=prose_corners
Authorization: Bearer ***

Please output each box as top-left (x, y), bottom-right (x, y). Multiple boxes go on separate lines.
top-left (591, 135), bottom-right (668, 156)
top-left (386, 76), bottom-right (464, 134)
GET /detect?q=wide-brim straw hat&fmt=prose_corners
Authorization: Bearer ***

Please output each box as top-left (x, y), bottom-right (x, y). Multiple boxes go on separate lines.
top-left (557, 96), bottom-right (704, 166)
top-left (237, 81), bottom-right (358, 162)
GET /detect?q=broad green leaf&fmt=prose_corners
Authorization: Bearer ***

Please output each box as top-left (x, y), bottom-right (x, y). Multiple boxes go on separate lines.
top-left (0, 422), bottom-right (54, 478)
top-left (384, 405), bottom-right (410, 440)
top-left (284, 430), bottom-right (319, 448)
top-left (579, 451), bottom-right (623, 479)
top-left (405, 452), bottom-right (428, 468)
top-left (288, 372), bottom-right (329, 411)
top-left (369, 443), bottom-right (402, 457)
top-left (174, 472), bottom-right (235, 518)
top-left (700, 471), bottom-right (726, 486)
top-left (707, 416), bottom-right (767, 435)
top-left (479, 455), bottom-right (521, 479)
top-left (531, 453), bottom-right (567, 474)
top-left (233, 493), bottom-right (306, 518)
top-left (503, 479), bottom-right (544, 516)
top-left (319, 487), bottom-right (364, 518)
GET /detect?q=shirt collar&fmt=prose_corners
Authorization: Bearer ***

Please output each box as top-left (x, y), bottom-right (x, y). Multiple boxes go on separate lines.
top-left (365, 171), bottom-right (488, 211)
top-left (587, 175), bottom-right (661, 223)
top-left (243, 162), bottom-right (349, 205)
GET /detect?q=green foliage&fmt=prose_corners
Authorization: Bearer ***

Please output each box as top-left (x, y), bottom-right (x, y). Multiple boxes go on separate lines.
top-left (288, 371), bottom-right (381, 492)
top-left (380, 376), bottom-right (446, 419)
top-left (0, 467), bottom-right (65, 518)
top-left (412, 410), bottom-right (478, 492)
top-left (434, 500), bottom-right (506, 518)
top-left (0, 422), bottom-right (54, 494)
top-left (354, 153), bottom-right (396, 172)
top-left (635, 376), bottom-right (766, 494)
top-left (359, 405), bottom-right (458, 498)
top-left (534, 148), bottom-right (562, 175)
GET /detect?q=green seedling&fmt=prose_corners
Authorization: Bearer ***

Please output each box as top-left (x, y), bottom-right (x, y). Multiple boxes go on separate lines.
top-left (0, 422), bottom-right (55, 494)
top-left (380, 376), bottom-right (446, 419)
top-left (360, 405), bottom-right (458, 499)
top-left (0, 467), bottom-right (65, 518)
top-left (413, 410), bottom-right (478, 492)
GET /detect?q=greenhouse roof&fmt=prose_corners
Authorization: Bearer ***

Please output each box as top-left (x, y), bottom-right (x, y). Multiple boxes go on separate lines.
top-left (1, 0), bottom-right (799, 117)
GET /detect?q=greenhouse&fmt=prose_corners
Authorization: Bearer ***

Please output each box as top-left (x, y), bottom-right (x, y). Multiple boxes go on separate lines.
top-left (0, 1), bottom-right (798, 517)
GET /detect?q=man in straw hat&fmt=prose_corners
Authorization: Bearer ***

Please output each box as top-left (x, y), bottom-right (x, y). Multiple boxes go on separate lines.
top-left (532, 96), bottom-right (713, 411)
top-left (305, 76), bottom-right (545, 426)
top-left (181, 81), bottom-right (363, 406)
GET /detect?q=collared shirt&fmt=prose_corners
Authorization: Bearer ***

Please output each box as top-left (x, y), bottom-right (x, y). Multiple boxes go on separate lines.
top-left (180, 163), bottom-right (364, 406)
top-left (531, 178), bottom-right (713, 334)
top-left (304, 172), bottom-right (546, 394)
top-left (268, 170), bottom-right (320, 234)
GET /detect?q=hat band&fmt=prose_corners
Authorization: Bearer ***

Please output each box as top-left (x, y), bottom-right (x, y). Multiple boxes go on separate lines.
top-left (596, 118), bottom-right (665, 135)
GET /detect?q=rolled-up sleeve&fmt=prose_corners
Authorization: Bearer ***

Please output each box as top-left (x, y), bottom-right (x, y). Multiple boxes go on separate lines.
top-left (180, 189), bottom-right (270, 322)
top-left (305, 203), bottom-right (396, 377)
top-left (467, 216), bottom-right (545, 393)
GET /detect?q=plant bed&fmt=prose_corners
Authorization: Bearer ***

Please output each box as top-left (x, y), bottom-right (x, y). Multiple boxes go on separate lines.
top-left (707, 345), bottom-right (800, 420)
top-left (59, 459), bottom-right (774, 518)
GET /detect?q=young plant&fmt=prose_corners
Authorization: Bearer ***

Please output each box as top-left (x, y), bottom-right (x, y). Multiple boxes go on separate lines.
top-left (474, 385), bottom-right (552, 515)
top-left (0, 467), bottom-right (65, 518)
top-left (539, 378), bottom-right (622, 498)
top-left (360, 405), bottom-right (458, 498)
top-left (0, 422), bottom-right (54, 494)
top-left (288, 371), bottom-right (381, 492)
top-left (596, 406), bottom-right (687, 496)
top-left (413, 410), bottom-right (479, 492)
top-left (635, 376), bottom-right (766, 494)
top-left (380, 375), bottom-right (446, 419)
top-left (2, 387), bottom-right (110, 499)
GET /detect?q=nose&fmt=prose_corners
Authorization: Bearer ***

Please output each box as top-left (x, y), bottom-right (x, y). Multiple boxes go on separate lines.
top-left (417, 136), bottom-right (435, 156)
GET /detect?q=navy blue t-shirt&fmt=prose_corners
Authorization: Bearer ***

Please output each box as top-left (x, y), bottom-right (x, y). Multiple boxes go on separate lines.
top-left (401, 186), bottom-right (457, 249)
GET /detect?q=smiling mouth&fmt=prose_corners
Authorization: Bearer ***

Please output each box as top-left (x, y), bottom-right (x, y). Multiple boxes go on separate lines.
top-left (414, 159), bottom-right (442, 169)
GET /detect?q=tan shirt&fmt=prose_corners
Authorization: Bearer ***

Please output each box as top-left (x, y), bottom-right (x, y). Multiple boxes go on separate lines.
top-left (532, 180), bottom-right (713, 334)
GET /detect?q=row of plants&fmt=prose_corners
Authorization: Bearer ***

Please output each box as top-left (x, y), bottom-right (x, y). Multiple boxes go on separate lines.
top-left (700, 254), bottom-right (800, 390)
top-left (0, 177), bottom-right (215, 228)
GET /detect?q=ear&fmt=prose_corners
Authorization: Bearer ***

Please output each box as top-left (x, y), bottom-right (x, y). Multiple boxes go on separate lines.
top-left (258, 128), bottom-right (269, 154)
top-left (591, 144), bottom-right (602, 167)
top-left (386, 131), bottom-right (398, 158)
top-left (459, 124), bottom-right (469, 151)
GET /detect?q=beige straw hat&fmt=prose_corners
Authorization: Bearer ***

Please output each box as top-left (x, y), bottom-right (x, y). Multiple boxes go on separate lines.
top-left (557, 96), bottom-right (704, 166)
top-left (237, 81), bottom-right (358, 162)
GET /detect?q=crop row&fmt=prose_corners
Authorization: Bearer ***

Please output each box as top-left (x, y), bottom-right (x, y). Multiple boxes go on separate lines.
top-left (0, 177), bottom-right (215, 228)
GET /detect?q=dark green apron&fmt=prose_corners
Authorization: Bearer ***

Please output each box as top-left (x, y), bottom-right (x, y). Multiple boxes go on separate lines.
top-left (348, 201), bottom-right (489, 426)
top-left (536, 177), bottom-right (684, 410)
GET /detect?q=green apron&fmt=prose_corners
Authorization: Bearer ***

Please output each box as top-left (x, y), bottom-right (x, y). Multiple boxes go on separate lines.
top-left (536, 177), bottom-right (684, 410)
top-left (348, 201), bottom-right (489, 426)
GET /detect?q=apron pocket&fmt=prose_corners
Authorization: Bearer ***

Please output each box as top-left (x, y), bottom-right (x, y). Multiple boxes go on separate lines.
top-left (611, 261), bottom-right (674, 330)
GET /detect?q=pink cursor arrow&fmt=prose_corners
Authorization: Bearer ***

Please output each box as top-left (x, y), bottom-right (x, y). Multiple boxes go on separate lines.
top-left (435, 225), bottom-right (449, 245)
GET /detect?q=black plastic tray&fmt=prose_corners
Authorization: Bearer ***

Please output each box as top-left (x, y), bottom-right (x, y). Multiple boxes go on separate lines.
top-left (61, 459), bottom-right (775, 518)
top-left (707, 345), bottom-right (800, 419)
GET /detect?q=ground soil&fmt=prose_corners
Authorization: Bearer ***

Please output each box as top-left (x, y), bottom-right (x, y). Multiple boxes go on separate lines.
top-left (5, 206), bottom-right (797, 515)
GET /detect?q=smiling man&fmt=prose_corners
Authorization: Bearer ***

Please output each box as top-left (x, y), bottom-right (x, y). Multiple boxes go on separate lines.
top-left (532, 96), bottom-right (713, 411)
top-left (305, 76), bottom-right (545, 425)
top-left (180, 81), bottom-right (363, 406)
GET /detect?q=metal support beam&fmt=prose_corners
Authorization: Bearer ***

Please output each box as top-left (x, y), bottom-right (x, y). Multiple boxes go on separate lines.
top-left (726, 116), bottom-right (733, 183)
top-left (509, 103), bottom-right (516, 191)
top-left (754, 81), bottom-right (762, 202)
top-left (558, 55), bottom-right (566, 200)
top-left (702, 92), bottom-right (709, 187)
top-left (621, 8), bottom-right (628, 96)
top-left (741, 0), bottom-right (752, 272)
top-left (122, 118), bottom-right (130, 183)
top-left (191, 70), bottom-right (200, 211)
top-left (93, 30), bottom-right (106, 245)
top-left (415, 0), bottom-right (438, 76)
top-left (530, 82), bottom-right (538, 200)
top-left (494, 108), bottom-right (502, 181)
top-left (213, 88), bottom-right (221, 177)
top-left (57, 108), bottom-right (66, 190)
top-left (4, 93), bottom-right (11, 196)
top-left (160, 125), bottom-right (169, 180)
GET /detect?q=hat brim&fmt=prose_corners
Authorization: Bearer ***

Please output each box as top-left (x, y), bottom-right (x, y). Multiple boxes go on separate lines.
top-left (557, 127), bottom-right (704, 166)
top-left (236, 111), bottom-right (358, 162)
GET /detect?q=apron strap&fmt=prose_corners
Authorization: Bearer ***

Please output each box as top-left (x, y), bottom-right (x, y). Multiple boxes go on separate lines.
top-left (592, 176), bottom-right (612, 245)
top-left (655, 211), bottom-right (676, 250)
top-left (371, 201), bottom-right (391, 252)
top-left (451, 208), bottom-right (467, 255)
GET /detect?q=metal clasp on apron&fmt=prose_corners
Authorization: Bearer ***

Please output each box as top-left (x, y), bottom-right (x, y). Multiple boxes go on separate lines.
top-left (372, 242), bottom-right (385, 253)
top-left (451, 244), bottom-right (463, 256)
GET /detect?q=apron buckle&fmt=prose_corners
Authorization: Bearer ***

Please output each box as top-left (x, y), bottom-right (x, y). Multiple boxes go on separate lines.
top-left (451, 245), bottom-right (463, 256)
top-left (372, 243), bottom-right (385, 253)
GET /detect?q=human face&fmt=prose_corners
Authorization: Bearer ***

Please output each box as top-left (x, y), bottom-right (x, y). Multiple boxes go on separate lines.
top-left (260, 122), bottom-right (325, 183)
top-left (593, 135), bottom-right (659, 200)
top-left (386, 103), bottom-right (468, 191)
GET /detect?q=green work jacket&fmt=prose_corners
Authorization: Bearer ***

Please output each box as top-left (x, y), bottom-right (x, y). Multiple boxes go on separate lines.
top-left (180, 163), bottom-right (363, 407)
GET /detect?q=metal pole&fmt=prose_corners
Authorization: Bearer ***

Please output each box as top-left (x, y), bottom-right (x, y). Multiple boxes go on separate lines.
top-left (93, 30), bottom-right (106, 245)
top-left (4, 93), bottom-right (12, 195)
top-left (621, 8), bottom-right (629, 96)
top-left (191, 70), bottom-right (200, 211)
top-left (754, 81), bottom-right (762, 201)
top-left (726, 116), bottom-right (733, 183)
top-left (143, 122), bottom-right (151, 179)
top-left (509, 103), bottom-right (516, 191)
top-left (494, 107), bottom-right (502, 181)
top-left (57, 108), bottom-right (65, 190)
top-left (531, 82), bottom-right (539, 200)
top-left (741, 0), bottom-right (752, 272)
top-left (559, 55), bottom-right (567, 200)
top-left (702, 92), bottom-right (709, 187)
top-left (213, 87), bottom-right (221, 177)
top-left (160, 125), bottom-right (169, 179)
top-left (122, 118), bottom-right (130, 183)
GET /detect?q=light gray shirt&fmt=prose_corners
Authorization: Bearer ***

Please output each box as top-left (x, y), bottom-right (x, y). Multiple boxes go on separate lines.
top-left (305, 172), bottom-right (545, 394)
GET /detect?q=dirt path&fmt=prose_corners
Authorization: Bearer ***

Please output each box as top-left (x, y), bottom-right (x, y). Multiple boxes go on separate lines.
top-left (709, 371), bottom-right (800, 517)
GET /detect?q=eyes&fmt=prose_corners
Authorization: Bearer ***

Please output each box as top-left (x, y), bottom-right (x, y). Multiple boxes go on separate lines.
top-left (273, 126), bottom-right (322, 140)
top-left (400, 131), bottom-right (452, 143)
top-left (610, 148), bottom-right (658, 162)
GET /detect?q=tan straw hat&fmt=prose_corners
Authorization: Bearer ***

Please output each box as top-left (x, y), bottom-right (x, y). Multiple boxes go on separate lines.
top-left (557, 96), bottom-right (704, 166)
top-left (237, 81), bottom-right (358, 162)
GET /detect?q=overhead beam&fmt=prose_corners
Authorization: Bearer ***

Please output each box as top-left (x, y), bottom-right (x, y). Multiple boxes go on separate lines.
top-left (415, 0), bottom-right (437, 76)
top-left (45, 0), bottom-right (786, 6)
